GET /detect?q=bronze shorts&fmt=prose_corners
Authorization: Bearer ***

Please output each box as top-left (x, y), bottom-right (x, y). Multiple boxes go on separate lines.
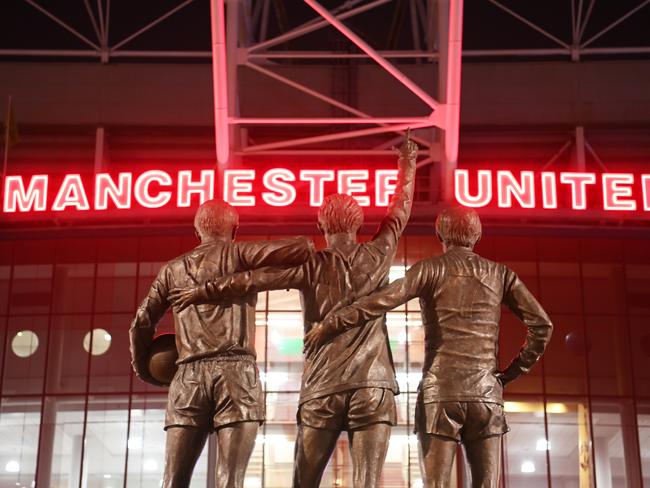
top-left (298, 387), bottom-right (397, 431)
top-left (415, 398), bottom-right (509, 442)
top-left (165, 356), bottom-right (264, 430)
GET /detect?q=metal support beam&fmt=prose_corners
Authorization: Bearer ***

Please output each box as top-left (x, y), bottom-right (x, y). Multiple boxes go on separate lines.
top-left (438, 0), bottom-right (464, 201)
top-left (211, 0), bottom-right (230, 164)
top-left (249, 0), bottom-right (391, 53)
top-left (23, 0), bottom-right (100, 51)
top-left (304, 0), bottom-right (441, 112)
top-left (574, 125), bottom-right (586, 171)
top-left (242, 121), bottom-right (435, 153)
top-left (111, 0), bottom-right (196, 52)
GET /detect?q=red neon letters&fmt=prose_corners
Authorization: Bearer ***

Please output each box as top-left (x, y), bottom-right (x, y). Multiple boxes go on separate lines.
top-left (4, 168), bottom-right (650, 214)
top-left (2, 168), bottom-right (398, 213)
top-left (454, 169), bottom-right (649, 212)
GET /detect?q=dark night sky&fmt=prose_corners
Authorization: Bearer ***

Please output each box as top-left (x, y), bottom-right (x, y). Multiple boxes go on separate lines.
top-left (0, 0), bottom-right (648, 59)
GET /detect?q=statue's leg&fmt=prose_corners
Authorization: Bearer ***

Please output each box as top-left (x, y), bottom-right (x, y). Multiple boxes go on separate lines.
top-left (214, 421), bottom-right (259, 488)
top-left (348, 423), bottom-right (391, 488)
top-left (292, 425), bottom-right (340, 488)
top-left (162, 426), bottom-right (209, 488)
top-left (417, 432), bottom-right (457, 487)
top-left (463, 435), bottom-right (501, 488)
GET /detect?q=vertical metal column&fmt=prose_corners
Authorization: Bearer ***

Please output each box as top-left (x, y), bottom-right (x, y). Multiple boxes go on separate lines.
top-left (210, 0), bottom-right (230, 166)
top-left (437, 0), bottom-right (464, 201)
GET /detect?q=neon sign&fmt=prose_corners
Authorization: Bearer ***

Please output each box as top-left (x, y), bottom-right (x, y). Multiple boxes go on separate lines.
top-left (2, 167), bottom-right (650, 215)
top-left (2, 168), bottom-right (398, 213)
top-left (455, 170), bottom-right (650, 212)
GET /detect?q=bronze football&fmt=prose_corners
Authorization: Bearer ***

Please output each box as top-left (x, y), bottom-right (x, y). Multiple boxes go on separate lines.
top-left (147, 334), bottom-right (178, 386)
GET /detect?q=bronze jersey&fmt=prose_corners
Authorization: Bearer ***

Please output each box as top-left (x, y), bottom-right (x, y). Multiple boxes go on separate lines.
top-left (323, 247), bottom-right (553, 404)
top-left (199, 158), bottom-right (416, 403)
top-left (129, 237), bottom-right (314, 380)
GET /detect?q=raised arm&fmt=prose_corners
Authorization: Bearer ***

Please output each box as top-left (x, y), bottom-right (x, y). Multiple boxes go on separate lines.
top-left (129, 266), bottom-right (170, 386)
top-left (238, 236), bottom-right (314, 269)
top-left (305, 260), bottom-right (431, 351)
top-left (169, 264), bottom-right (306, 311)
top-left (372, 131), bottom-right (417, 250)
top-left (497, 268), bottom-right (553, 386)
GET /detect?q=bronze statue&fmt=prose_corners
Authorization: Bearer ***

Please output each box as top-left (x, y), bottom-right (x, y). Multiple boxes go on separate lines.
top-left (305, 206), bottom-right (553, 487)
top-left (129, 199), bottom-right (314, 488)
top-left (170, 133), bottom-right (418, 488)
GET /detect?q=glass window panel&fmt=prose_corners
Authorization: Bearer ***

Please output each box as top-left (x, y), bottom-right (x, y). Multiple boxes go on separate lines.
top-left (82, 395), bottom-right (129, 488)
top-left (55, 239), bottom-right (96, 264)
top-left (384, 425), bottom-right (415, 487)
top-left (138, 237), bottom-right (184, 263)
top-left (45, 315), bottom-right (91, 394)
top-left (265, 392), bottom-right (299, 424)
top-left (405, 236), bottom-right (441, 265)
top-left (394, 390), bottom-right (413, 427)
top-left (256, 291), bottom-right (268, 311)
top-left (0, 396), bottom-right (41, 488)
top-left (266, 312), bottom-right (303, 392)
top-left (502, 397), bottom-right (549, 487)
top-left (626, 264), bottom-right (650, 315)
top-left (52, 263), bottom-right (96, 314)
top-left (89, 314), bottom-right (133, 393)
top-left (127, 394), bottom-right (208, 488)
top-left (624, 239), bottom-right (650, 265)
top-left (97, 238), bottom-right (139, 263)
top-left (0, 264), bottom-right (10, 315)
top-left (485, 237), bottom-right (537, 262)
top-left (637, 402), bottom-right (650, 485)
top-left (591, 399), bottom-right (641, 487)
top-left (262, 423), bottom-right (297, 487)
top-left (537, 237), bottom-right (579, 262)
top-left (539, 262), bottom-right (582, 314)
top-left (0, 242), bottom-right (11, 309)
top-left (12, 240), bottom-right (56, 266)
top-left (255, 320), bottom-right (267, 372)
top-left (43, 396), bottom-right (86, 488)
top-left (407, 313), bottom-right (425, 392)
top-left (543, 315), bottom-right (588, 395)
top-left (585, 315), bottom-right (633, 396)
top-left (406, 297), bottom-right (421, 312)
top-left (580, 238), bottom-right (623, 263)
top-left (94, 262), bottom-right (138, 313)
top-left (629, 316), bottom-right (650, 397)
top-left (3, 315), bottom-right (49, 395)
top-left (267, 289), bottom-right (301, 311)
top-left (387, 312), bottom-right (407, 386)
top-left (10, 264), bottom-right (53, 315)
top-left (546, 397), bottom-right (595, 486)
top-left (629, 315), bottom-right (650, 397)
top-left (244, 434), bottom-right (263, 487)
top-left (582, 263), bottom-right (626, 314)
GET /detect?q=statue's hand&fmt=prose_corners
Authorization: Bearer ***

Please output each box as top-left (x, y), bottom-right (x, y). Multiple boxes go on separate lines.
top-left (394, 128), bottom-right (418, 166)
top-left (303, 322), bottom-right (336, 356)
top-left (133, 361), bottom-right (167, 388)
top-left (169, 286), bottom-right (206, 312)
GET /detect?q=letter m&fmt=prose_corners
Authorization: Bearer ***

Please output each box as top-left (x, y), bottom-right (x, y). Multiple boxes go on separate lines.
top-left (3, 175), bottom-right (48, 212)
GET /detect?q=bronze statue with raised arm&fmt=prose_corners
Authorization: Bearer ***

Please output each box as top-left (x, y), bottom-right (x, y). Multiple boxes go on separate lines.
top-left (170, 133), bottom-right (418, 488)
top-left (305, 206), bottom-right (553, 488)
top-left (128, 199), bottom-right (313, 488)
